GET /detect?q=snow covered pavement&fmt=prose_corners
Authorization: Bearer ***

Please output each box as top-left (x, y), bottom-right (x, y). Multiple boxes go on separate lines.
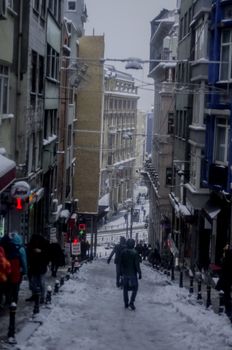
top-left (15, 257), bottom-right (232, 350)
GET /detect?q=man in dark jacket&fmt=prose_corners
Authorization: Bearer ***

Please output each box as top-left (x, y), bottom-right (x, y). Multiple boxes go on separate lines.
top-left (216, 245), bottom-right (232, 317)
top-left (49, 239), bottom-right (64, 277)
top-left (119, 238), bottom-right (142, 310)
top-left (26, 234), bottom-right (50, 303)
top-left (107, 236), bottom-right (126, 287)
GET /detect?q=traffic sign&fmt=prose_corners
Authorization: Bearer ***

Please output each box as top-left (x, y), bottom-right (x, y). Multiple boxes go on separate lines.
top-left (71, 242), bottom-right (81, 256)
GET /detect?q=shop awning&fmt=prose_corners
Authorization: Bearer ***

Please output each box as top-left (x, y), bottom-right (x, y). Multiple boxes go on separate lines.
top-left (98, 193), bottom-right (109, 206)
top-left (204, 200), bottom-right (221, 220)
top-left (0, 155), bottom-right (16, 193)
top-left (169, 193), bottom-right (193, 220)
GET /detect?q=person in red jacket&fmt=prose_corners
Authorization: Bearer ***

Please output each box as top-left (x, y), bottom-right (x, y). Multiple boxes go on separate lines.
top-left (0, 247), bottom-right (11, 307)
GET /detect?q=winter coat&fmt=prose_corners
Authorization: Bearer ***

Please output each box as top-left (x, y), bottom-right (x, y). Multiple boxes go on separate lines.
top-left (107, 240), bottom-right (126, 264)
top-left (49, 242), bottom-right (64, 266)
top-left (0, 247), bottom-right (11, 283)
top-left (216, 249), bottom-right (232, 292)
top-left (119, 248), bottom-right (141, 277)
top-left (0, 232), bottom-right (27, 284)
top-left (27, 234), bottom-right (50, 275)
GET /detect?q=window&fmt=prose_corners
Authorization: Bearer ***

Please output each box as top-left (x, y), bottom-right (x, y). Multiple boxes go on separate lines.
top-left (194, 23), bottom-right (205, 60)
top-left (0, 65), bottom-right (9, 114)
top-left (48, 0), bottom-right (60, 22)
top-left (31, 51), bottom-right (37, 93)
top-left (38, 55), bottom-right (44, 94)
top-left (68, 1), bottom-right (76, 11)
top-left (166, 168), bottom-right (173, 186)
top-left (46, 44), bottom-right (59, 81)
top-left (33, 0), bottom-right (40, 12)
top-left (220, 30), bottom-right (232, 81)
top-left (8, 0), bottom-right (15, 10)
top-left (168, 113), bottom-right (174, 134)
top-left (44, 109), bottom-right (58, 139)
top-left (41, 0), bottom-right (46, 18)
top-left (214, 117), bottom-right (230, 164)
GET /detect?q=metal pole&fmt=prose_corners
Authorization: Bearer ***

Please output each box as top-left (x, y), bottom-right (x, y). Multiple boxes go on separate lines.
top-left (8, 302), bottom-right (17, 341)
top-left (189, 276), bottom-right (194, 294)
top-left (179, 270), bottom-right (183, 288)
top-left (219, 290), bottom-right (225, 314)
top-left (126, 212), bottom-right (129, 239)
top-left (206, 285), bottom-right (211, 308)
top-left (94, 216), bottom-right (97, 257)
top-left (129, 206), bottom-right (133, 239)
top-left (197, 279), bottom-right (202, 300)
top-left (90, 216), bottom-right (94, 259)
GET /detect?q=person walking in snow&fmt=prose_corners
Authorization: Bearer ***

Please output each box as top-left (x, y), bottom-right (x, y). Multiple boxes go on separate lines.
top-left (216, 244), bottom-right (232, 317)
top-left (0, 246), bottom-right (11, 307)
top-left (107, 236), bottom-right (126, 287)
top-left (0, 231), bottom-right (27, 305)
top-left (49, 239), bottom-right (64, 277)
top-left (26, 234), bottom-right (50, 304)
top-left (119, 238), bottom-right (142, 310)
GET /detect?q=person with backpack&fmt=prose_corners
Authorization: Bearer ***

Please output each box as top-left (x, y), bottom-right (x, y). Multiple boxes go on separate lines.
top-left (0, 231), bottom-right (27, 305)
top-left (107, 236), bottom-right (126, 287)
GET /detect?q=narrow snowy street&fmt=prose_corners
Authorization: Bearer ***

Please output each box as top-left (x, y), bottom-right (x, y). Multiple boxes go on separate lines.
top-left (16, 256), bottom-right (232, 350)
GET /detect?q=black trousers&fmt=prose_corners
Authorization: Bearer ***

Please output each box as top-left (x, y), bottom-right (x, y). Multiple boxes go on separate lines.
top-left (122, 276), bottom-right (138, 306)
top-left (115, 264), bottom-right (121, 287)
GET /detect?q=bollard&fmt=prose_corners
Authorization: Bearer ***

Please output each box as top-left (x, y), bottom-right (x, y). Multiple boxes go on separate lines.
top-left (99, 252), bottom-right (101, 258)
top-left (171, 264), bottom-right (175, 281)
top-left (65, 273), bottom-right (70, 281)
top-left (54, 280), bottom-right (60, 294)
top-left (218, 290), bottom-right (225, 314)
top-left (8, 302), bottom-right (17, 343)
top-left (206, 285), bottom-right (211, 308)
top-left (45, 285), bottom-right (52, 304)
top-left (197, 279), bottom-right (202, 300)
top-left (71, 259), bottom-right (75, 274)
top-left (189, 276), bottom-right (194, 294)
top-left (60, 277), bottom-right (64, 286)
top-left (179, 270), bottom-right (183, 288)
top-left (33, 288), bottom-right (40, 315)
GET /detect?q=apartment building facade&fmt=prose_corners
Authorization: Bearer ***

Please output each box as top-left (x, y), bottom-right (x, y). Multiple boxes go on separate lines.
top-left (146, 8), bottom-right (178, 248)
top-left (100, 65), bottom-right (139, 219)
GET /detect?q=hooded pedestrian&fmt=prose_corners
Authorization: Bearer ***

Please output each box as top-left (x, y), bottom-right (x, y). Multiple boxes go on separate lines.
top-left (26, 234), bottom-right (50, 303)
top-left (49, 239), bottom-right (64, 277)
top-left (119, 238), bottom-right (142, 310)
top-left (0, 231), bottom-right (27, 304)
top-left (107, 236), bottom-right (126, 287)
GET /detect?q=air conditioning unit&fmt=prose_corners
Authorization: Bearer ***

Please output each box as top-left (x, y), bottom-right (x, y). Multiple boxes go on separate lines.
top-left (0, 0), bottom-right (7, 19)
top-left (51, 199), bottom-right (58, 213)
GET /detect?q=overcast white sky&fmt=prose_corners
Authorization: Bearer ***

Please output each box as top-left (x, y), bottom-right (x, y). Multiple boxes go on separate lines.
top-left (84, 0), bottom-right (177, 112)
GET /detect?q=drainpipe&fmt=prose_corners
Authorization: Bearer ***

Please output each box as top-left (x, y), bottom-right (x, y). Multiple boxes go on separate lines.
top-left (15, 0), bottom-right (23, 160)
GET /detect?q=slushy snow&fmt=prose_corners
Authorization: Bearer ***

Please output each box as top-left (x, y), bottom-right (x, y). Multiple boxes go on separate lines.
top-left (17, 257), bottom-right (232, 350)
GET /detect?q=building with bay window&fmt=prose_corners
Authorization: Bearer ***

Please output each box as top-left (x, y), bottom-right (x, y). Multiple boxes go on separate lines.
top-left (99, 65), bottom-right (139, 218)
